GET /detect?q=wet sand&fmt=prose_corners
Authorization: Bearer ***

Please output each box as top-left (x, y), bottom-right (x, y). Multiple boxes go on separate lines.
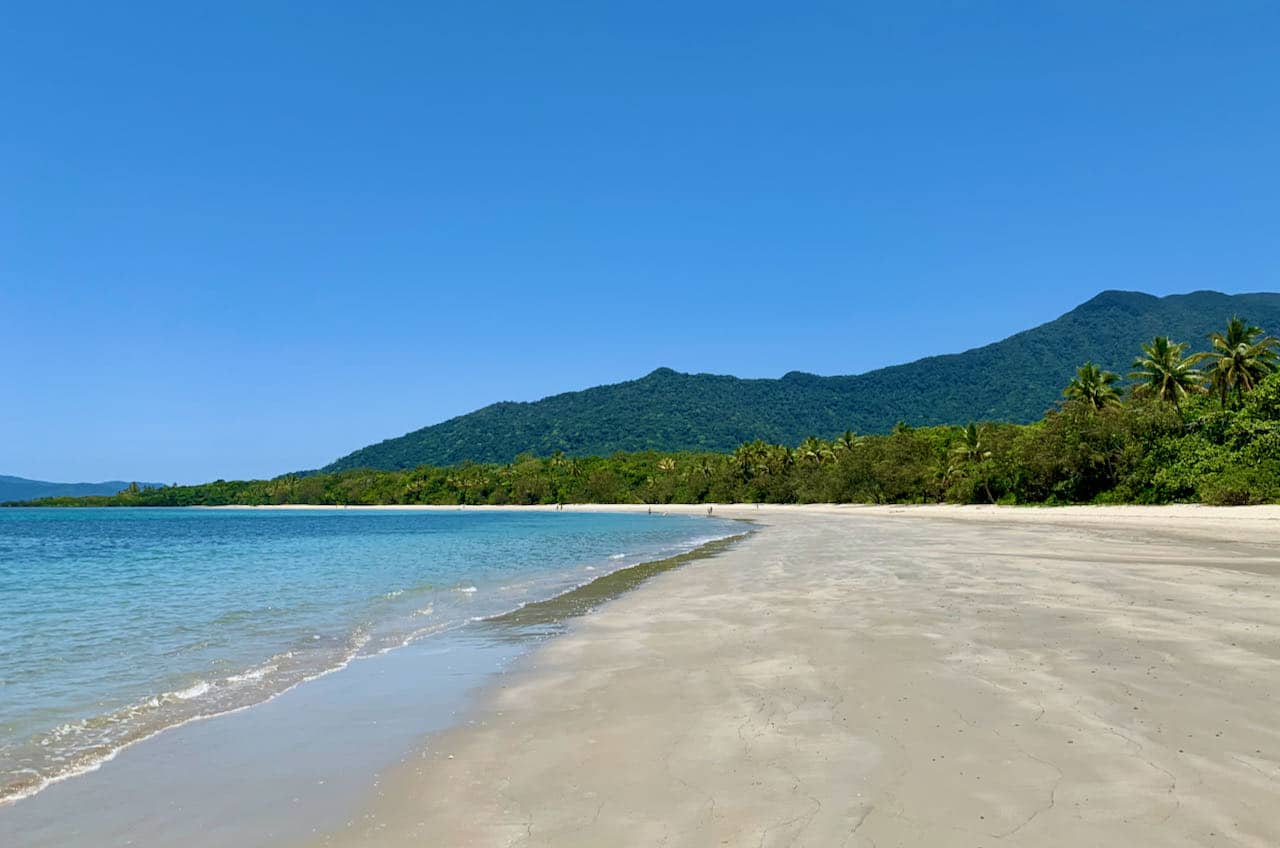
top-left (0, 629), bottom-right (525, 848)
top-left (0, 516), bottom-right (743, 848)
top-left (310, 504), bottom-right (1280, 847)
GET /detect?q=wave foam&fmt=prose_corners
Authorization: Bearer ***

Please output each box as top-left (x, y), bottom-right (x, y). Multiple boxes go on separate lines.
top-left (225, 664), bottom-right (277, 684)
top-left (172, 681), bottom-right (210, 700)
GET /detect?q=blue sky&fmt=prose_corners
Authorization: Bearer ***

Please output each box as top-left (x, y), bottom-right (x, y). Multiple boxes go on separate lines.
top-left (4, 2), bottom-right (1278, 483)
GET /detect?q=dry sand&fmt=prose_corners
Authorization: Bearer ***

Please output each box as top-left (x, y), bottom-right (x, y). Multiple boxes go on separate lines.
top-left (311, 504), bottom-right (1280, 847)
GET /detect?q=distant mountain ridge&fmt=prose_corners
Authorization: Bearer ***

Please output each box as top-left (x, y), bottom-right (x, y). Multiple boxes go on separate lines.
top-left (0, 476), bottom-right (163, 503)
top-left (322, 290), bottom-right (1280, 471)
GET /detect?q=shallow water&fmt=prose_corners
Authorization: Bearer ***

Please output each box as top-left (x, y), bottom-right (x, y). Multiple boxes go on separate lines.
top-left (0, 508), bottom-right (739, 805)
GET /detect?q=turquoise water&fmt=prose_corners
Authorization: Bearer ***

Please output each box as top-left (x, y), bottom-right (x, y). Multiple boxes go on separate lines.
top-left (0, 508), bottom-right (739, 804)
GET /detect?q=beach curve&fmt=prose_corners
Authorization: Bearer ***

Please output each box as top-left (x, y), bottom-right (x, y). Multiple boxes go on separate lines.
top-left (307, 504), bottom-right (1280, 848)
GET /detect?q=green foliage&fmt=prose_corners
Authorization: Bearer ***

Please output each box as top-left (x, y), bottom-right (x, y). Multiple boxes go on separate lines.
top-left (321, 291), bottom-right (1280, 471)
top-left (1199, 462), bottom-right (1280, 506)
top-left (1129, 336), bottom-right (1203, 407)
top-left (1193, 316), bottom-right (1280, 408)
top-left (1241, 372), bottom-right (1280, 420)
top-left (11, 314), bottom-right (1280, 510)
top-left (948, 423), bottom-right (994, 503)
top-left (1062, 362), bottom-right (1122, 410)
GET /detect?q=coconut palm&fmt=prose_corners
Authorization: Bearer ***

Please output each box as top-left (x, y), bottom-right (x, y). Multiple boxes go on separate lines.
top-left (766, 444), bottom-right (795, 475)
top-left (1129, 336), bottom-right (1202, 408)
top-left (1191, 316), bottom-right (1280, 408)
top-left (796, 436), bottom-right (832, 467)
top-left (832, 430), bottom-right (861, 455)
top-left (949, 422), bottom-right (994, 503)
top-left (1063, 362), bottom-right (1122, 410)
top-left (733, 440), bottom-right (771, 481)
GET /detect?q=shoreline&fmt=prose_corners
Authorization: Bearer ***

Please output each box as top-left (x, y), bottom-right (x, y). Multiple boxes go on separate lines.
top-left (200, 501), bottom-right (1280, 512)
top-left (198, 498), bottom-right (1280, 524)
top-left (308, 504), bottom-right (1280, 847)
top-left (0, 515), bottom-right (746, 847)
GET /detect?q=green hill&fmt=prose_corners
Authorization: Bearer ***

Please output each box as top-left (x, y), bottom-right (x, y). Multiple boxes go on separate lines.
top-left (322, 290), bottom-right (1280, 471)
top-left (0, 476), bottom-right (163, 502)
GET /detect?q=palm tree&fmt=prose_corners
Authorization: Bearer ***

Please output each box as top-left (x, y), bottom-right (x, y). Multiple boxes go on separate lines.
top-left (733, 440), bottom-right (771, 481)
top-left (1063, 362), bottom-right (1122, 410)
top-left (796, 436), bottom-right (832, 467)
top-left (832, 430), bottom-right (861, 455)
top-left (1191, 316), bottom-right (1280, 408)
top-left (949, 422), bottom-right (994, 503)
top-left (766, 444), bottom-right (794, 475)
top-left (1129, 336), bottom-right (1202, 408)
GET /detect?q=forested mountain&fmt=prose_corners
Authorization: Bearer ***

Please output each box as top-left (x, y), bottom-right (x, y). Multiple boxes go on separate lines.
top-left (323, 290), bottom-right (1280, 471)
top-left (0, 476), bottom-right (162, 502)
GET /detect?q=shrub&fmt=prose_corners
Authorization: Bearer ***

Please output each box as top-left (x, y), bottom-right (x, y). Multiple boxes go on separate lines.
top-left (1199, 462), bottom-right (1280, 506)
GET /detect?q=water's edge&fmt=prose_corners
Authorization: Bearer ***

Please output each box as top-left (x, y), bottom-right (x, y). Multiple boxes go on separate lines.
top-left (294, 526), bottom-right (756, 848)
top-left (482, 528), bottom-right (753, 640)
top-left (0, 521), bottom-right (752, 811)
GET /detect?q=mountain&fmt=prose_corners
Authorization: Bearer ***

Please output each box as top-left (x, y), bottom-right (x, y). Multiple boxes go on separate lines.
top-left (0, 476), bottom-right (164, 503)
top-left (322, 290), bottom-right (1280, 471)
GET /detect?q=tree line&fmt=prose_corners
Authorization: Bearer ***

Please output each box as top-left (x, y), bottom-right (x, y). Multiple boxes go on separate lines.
top-left (13, 317), bottom-right (1280, 509)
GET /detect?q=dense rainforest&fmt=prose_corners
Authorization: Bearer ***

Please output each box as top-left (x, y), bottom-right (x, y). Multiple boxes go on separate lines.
top-left (321, 290), bottom-right (1280, 471)
top-left (15, 318), bottom-right (1280, 509)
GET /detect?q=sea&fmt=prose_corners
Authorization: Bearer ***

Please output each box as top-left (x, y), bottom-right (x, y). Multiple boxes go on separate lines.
top-left (0, 507), bottom-right (740, 816)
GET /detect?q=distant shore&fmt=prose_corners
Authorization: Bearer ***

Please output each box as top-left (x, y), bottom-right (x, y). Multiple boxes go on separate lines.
top-left (206, 500), bottom-right (1280, 519)
top-left (214, 499), bottom-right (1280, 539)
top-left (309, 503), bottom-right (1280, 847)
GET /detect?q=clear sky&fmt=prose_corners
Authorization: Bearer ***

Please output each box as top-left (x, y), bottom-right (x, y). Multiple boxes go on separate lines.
top-left (4, 2), bottom-right (1278, 483)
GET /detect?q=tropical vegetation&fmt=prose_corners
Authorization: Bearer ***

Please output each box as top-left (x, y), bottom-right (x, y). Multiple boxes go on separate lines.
top-left (1063, 362), bottom-right (1122, 410)
top-left (13, 317), bottom-right (1280, 509)
top-left (1194, 316), bottom-right (1280, 408)
top-left (320, 290), bottom-right (1280, 471)
top-left (1129, 336), bottom-right (1201, 408)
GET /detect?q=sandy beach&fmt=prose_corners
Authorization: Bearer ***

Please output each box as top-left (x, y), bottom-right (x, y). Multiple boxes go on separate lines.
top-left (307, 504), bottom-right (1280, 847)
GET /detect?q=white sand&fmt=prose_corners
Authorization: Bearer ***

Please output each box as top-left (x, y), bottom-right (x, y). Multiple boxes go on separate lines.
top-left (309, 505), bottom-right (1280, 847)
